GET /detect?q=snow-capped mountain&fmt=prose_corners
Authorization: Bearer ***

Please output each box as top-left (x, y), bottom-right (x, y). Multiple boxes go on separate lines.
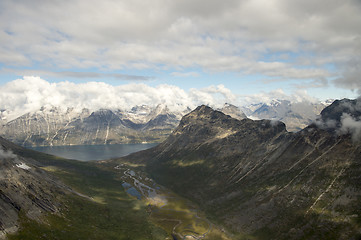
top-left (0, 105), bottom-right (188, 146)
top-left (242, 100), bottom-right (330, 132)
top-left (0, 99), bottom-right (333, 146)
top-left (218, 103), bottom-right (247, 120)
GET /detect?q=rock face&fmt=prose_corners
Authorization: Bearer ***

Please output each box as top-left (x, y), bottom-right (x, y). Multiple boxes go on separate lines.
top-left (243, 100), bottom-right (327, 132)
top-left (0, 137), bottom-right (69, 239)
top-left (0, 104), bottom-right (186, 146)
top-left (120, 100), bottom-right (361, 239)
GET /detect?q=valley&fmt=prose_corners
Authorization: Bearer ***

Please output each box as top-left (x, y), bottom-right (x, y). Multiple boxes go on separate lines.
top-left (114, 100), bottom-right (361, 239)
top-left (1, 136), bottom-right (229, 239)
top-left (1, 98), bottom-right (360, 239)
top-left (115, 164), bottom-right (229, 239)
top-left (1, 0), bottom-right (360, 238)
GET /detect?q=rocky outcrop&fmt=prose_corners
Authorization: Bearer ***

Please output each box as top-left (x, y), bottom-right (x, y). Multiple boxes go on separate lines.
top-left (118, 101), bottom-right (361, 239)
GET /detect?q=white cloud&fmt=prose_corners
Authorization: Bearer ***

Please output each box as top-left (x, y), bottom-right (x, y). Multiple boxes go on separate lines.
top-left (0, 76), bottom-right (329, 122)
top-left (0, 0), bottom-right (360, 89)
top-left (0, 77), bottom-right (243, 121)
top-left (241, 89), bottom-right (318, 105)
top-left (0, 146), bottom-right (16, 159)
top-left (339, 113), bottom-right (361, 141)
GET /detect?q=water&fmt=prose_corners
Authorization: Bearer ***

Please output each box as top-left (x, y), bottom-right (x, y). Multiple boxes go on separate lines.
top-left (126, 187), bottom-right (142, 200)
top-left (28, 143), bottom-right (158, 161)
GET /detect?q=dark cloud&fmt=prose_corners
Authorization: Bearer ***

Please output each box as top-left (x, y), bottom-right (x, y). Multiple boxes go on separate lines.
top-left (333, 59), bottom-right (361, 93)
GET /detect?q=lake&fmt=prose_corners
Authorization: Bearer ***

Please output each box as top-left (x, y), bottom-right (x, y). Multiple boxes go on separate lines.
top-left (29, 143), bottom-right (158, 161)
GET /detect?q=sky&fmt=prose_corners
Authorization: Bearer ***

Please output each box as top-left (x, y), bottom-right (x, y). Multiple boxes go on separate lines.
top-left (0, 0), bottom-right (360, 118)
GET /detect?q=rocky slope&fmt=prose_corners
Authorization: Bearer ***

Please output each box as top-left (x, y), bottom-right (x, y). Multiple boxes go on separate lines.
top-left (0, 137), bottom-right (71, 239)
top-left (118, 99), bottom-right (361, 239)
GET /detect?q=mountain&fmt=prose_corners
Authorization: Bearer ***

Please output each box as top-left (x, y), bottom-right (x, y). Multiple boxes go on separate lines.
top-left (218, 103), bottom-right (247, 120)
top-left (0, 100), bottom-right (336, 146)
top-left (0, 105), bottom-right (186, 147)
top-left (243, 100), bottom-right (328, 132)
top-left (318, 98), bottom-right (361, 128)
top-left (0, 103), bottom-right (244, 147)
top-left (117, 100), bottom-right (361, 239)
top-left (0, 137), bottom-right (70, 238)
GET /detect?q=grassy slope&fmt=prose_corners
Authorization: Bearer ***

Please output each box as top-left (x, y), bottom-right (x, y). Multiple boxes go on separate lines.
top-left (5, 146), bottom-right (231, 239)
top-left (6, 149), bottom-right (167, 240)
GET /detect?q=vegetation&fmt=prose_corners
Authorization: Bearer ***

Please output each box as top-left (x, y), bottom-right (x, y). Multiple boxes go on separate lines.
top-left (7, 152), bottom-right (167, 240)
top-left (6, 147), bottom-right (230, 239)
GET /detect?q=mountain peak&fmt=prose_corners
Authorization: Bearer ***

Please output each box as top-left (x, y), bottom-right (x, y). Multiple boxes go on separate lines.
top-left (218, 103), bottom-right (247, 120)
top-left (320, 98), bottom-right (361, 124)
top-left (194, 104), bottom-right (214, 114)
top-left (183, 105), bottom-right (226, 122)
top-left (315, 98), bottom-right (361, 141)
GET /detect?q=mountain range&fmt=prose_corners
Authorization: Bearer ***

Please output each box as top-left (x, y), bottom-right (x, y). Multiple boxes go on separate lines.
top-left (0, 100), bottom-right (328, 147)
top-left (0, 104), bottom-right (186, 147)
top-left (242, 99), bottom-right (329, 132)
top-left (0, 98), bottom-right (360, 239)
top-left (116, 98), bottom-right (361, 239)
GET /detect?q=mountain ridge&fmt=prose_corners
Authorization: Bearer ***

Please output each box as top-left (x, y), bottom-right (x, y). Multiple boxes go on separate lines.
top-left (115, 99), bottom-right (361, 239)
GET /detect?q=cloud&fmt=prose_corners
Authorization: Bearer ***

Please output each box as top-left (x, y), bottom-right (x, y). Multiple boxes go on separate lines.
top-left (315, 98), bottom-right (361, 140)
top-left (339, 113), bottom-right (361, 141)
top-left (2, 69), bottom-right (152, 81)
top-left (171, 72), bottom-right (200, 77)
top-left (241, 89), bottom-right (318, 105)
top-left (0, 146), bottom-right (16, 159)
top-left (0, 0), bottom-right (360, 86)
top-left (0, 76), bottom-right (328, 123)
top-left (0, 77), bottom-right (242, 121)
top-left (333, 59), bottom-right (361, 93)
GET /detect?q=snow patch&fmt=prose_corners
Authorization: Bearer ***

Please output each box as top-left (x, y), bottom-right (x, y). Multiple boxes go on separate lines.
top-left (16, 162), bottom-right (31, 170)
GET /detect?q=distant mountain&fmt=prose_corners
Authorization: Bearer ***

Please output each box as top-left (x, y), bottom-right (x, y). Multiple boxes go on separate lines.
top-left (0, 100), bottom-right (330, 146)
top-left (117, 100), bottom-right (361, 239)
top-left (242, 100), bottom-right (328, 132)
top-left (0, 105), bottom-right (187, 147)
top-left (218, 103), bottom-right (247, 120)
